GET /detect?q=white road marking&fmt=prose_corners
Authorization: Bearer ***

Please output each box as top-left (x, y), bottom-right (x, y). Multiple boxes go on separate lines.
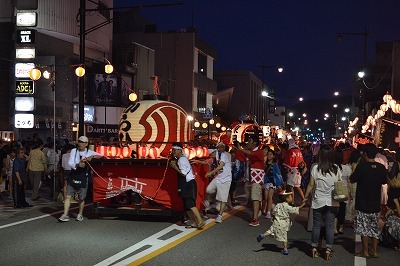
top-left (354, 234), bottom-right (366, 266)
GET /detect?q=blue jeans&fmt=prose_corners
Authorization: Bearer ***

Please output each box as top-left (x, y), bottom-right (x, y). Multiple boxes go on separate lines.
top-left (311, 205), bottom-right (336, 249)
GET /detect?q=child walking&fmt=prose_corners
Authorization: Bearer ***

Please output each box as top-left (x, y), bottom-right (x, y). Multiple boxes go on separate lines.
top-left (256, 190), bottom-right (306, 255)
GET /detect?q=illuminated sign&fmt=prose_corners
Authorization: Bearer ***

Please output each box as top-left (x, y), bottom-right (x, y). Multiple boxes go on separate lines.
top-left (16, 12), bottom-right (37, 27)
top-left (15, 97), bottom-right (35, 111)
top-left (73, 104), bottom-right (95, 123)
top-left (16, 30), bottom-right (36, 44)
top-left (15, 113), bottom-right (34, 128)
top-left (16, 80), bottom-right (34, 94)
top-left (16, 48), bottom-right (36, 59)
top-left (15, 63), bottom-right (34, 78)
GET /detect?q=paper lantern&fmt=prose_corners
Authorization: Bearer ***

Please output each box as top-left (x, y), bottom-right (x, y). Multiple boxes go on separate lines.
top-left (196, 147), bottom-right (203, 157)
top-left (389, 99), bottom-right (397, 110)
top-left (121, 146), bottom-right (132, 158)
top-left (96, 145), bottom-right (108, 157)
top-left (129, 92), bottom-right (138, 102)
top-left (202, 147), bottom-right (209, 158)
top-left (377, 110), bottom-right (384, 117)
top-left (29, 68), bottom-right (41, 81)
top-left (380, 104), bottom-right (388, 112)
top-left (105, 64), bottom-right (114, 74)
top-left (183, 147), bottom-right (190, 158)
top-left (395, 103), bottom-right (400, 114)
top-left (383, 94), bottom-right (392, 103)
top-left (75, 66), bottom-right (85, 77)
top-left (149, 146), bottom-right (160, 159)
top-left (189, 148), bottom-right (196, 160)
top-left (138, 145), bottom-right (149, 158)
top-left (108, 146), bottom-right (121, 157)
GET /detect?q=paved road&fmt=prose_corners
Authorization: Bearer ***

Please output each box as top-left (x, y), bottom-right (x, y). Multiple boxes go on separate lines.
top-left (0, 187), bottom-right (398, 266)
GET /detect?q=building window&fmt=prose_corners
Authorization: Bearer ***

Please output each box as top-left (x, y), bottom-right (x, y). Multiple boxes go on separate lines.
top-left (198, 53), bottom-right (207, 76)
top-left (197, 90), bottom-right (206, 113)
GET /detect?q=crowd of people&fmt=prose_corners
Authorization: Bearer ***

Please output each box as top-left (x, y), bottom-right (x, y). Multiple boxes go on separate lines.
top-left (173, 131), bottom-right (400, 259)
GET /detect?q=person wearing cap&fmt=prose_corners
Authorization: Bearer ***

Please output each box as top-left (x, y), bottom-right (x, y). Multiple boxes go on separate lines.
top-left (204, 142), bottom-right (232, 223)
top-left (169, 142), bottom-right (205, 229)
top-left (59, 136), bottom-right (103, 222)
top-left (234, 135), bottom-right (265, 226)
top-left (256, 190), bottom-right (306, 255)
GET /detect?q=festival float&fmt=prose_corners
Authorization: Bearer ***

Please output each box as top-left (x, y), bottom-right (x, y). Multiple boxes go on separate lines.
top-left (90, 94), bottom-right (210, 218)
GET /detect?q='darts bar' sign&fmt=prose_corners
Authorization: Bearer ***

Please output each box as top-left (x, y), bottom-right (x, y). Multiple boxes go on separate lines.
top-left (378, 118), bottom-right (400, 151)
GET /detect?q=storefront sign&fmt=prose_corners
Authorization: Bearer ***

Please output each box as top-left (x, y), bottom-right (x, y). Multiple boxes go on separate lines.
top-left (16, 30), bottom-right (36, 44)
top-left (73, 104), bottom-right (95, 123)
top-left (15, 63), bottom-right (34, 78)
top-left (378, 118), bottom-right (400, 151)
top-left (15, 80), bottom-right (35, 94)
top-left (15, 97), bottom-right (34, 111)
top-left (16, 48), bottom-right (36, 59)
top-left (14, 113), bottom-right (34, 128)
top-left (16, 12), bottom-right (37, 27)
top-left (86, 124), bottom-right (119, 138)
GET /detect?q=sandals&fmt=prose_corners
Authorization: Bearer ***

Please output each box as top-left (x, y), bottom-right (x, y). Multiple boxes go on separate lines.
top-left (311, 248), bottom-right (319, 258)
top-left (368, 249), bottom-right (379, 258)
top-left (197, 219), bottom-right (206, 229)
top-left (325, 248), bottom-right (332, 260)
top-left (354, 251), bottom-right (370, 258)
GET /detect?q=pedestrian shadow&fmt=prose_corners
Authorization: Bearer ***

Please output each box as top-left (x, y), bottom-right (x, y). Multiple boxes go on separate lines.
top-left (254, 243), bottom-right (282, 253)
top-left (289, 240), bottom-right (311, 256)
top-left (335, 235), bottom-right (354, 254)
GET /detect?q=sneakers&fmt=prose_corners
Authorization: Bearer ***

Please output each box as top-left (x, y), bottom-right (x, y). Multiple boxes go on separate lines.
top-left (59, 214), bottom-right (70, 222)
top-left (281, 249), bottom-right (289, 255)
top-left (266, 211), bottom-right (271, 219)
top-left (256, 234), bottom-right (264, 242)
top-left (249, 219), bottom-right (260, 226)
top-left (215, 214), bottom-right (223, 223)
top-left (76, 214), bottom-right (84, 221)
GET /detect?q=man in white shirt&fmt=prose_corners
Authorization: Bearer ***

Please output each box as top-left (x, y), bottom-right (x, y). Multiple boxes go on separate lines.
top-left (205, 142), bottom-right (232, 223)
top-left (59, 136), bottom-right (102, 222)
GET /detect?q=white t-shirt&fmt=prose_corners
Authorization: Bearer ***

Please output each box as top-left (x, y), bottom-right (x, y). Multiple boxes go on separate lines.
top-left (340, 164), bottom-right (352, 187)
top-left (177, 155), bottom-right (194, 182)
top-left (62, 152), bottom-right (71, 171)
top-left (311, 164), bottom-right (342, 209)
top-left (68, 148), bottom-right (102, 170)
top-left (214, 151), bottom-right (232, 184)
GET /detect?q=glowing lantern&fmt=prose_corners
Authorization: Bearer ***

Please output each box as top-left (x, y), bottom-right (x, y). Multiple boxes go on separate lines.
top-left (29, 68), bottom-right (41, 80)
top-left (380, 104), bottom-right (388, 112)
top-left (389, 99), bottom-right (397, 110)
top-left (149, 146), bottom-right (160, 159)
top-left (377, 110), bottom-right (384, 117)
top-left (129, 92), bottom-right (138, 102)
top-left (189, 148), bottom-right (196, 159)
top-left (383, 93), bottom-right (392, 103)
top-left (108, 146), bottom-right (121, 157)
top-left (202, 147), bottom-right (209, 157)
top-left (104, 64), bottom-right (113, 74)
top-left (183, 147), bottom-right (190, 157)
top-left (395, 103), bottom-right (400, 114)
top-left (196, 147), bottom-right (203, 157)
top-left (121, 146), bottom-right (132, 158)
top-left (75, 66), bottom-right (85, 77)
top-left (96, 145), bottom-right (108, 157)
top-left (137, 145), bottom-right (149, 158)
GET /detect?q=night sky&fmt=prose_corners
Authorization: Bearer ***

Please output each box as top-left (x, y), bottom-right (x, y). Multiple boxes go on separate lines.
top-left (114, 0), bottom-right (400, 104)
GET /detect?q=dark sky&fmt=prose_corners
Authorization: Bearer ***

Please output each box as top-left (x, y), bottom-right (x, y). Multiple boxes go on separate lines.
top-left (114, 0), bottom-right (400, 103)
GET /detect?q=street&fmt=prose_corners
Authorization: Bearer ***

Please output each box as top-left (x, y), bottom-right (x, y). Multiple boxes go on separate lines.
top-left (0, 190), bottom-right (398, 266)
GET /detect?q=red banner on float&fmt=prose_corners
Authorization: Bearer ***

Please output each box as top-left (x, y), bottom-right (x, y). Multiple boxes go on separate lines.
top-left (92, 161), bottom-right (209, 212)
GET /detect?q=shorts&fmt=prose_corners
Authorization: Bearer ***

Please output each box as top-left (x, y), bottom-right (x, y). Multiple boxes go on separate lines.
top-left (354, 210), bottom-right (380, 239)
top-left (286, 169), bottom-right (301, 187)
top-left (251, 183), bottom-right (262, 201)
top-left (181, 179), bottom-right (197, 211)
top-left (206, 178), bottom-right (231, 203)
top-left (264, 182), bottom-right (276, 191)
top-left (66, 183), bottom-right (87, 201)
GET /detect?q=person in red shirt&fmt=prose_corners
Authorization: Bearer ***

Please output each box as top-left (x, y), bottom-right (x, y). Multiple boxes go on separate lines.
top-left (234, 135), bottom-right (265, 226)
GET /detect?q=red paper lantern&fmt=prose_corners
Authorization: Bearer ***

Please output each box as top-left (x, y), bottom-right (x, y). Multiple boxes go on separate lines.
top-left (109, 146), bottom-right (121, 157)
top-left (96, 145), bottom-right (108, 157)
top-left (121, 146), bottom-right (132, 158)
top-left (137, 145), bottom-right (149, 158)
top-left (183, 147), bottom-right (190, 158)
top-left (189, 148), bottom-right (196, 160)
top-left (149, 146), bottom-right (160, 159)
top-left (196, 147), bottom-right (203, 157)
top-left (202, 147), bottom-right (209, 157)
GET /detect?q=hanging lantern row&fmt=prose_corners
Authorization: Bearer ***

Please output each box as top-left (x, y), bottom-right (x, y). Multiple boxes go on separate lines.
top-left (361, 92), bottom-right (400, 133)
top-left (95, 145), bottom-right (132, 158)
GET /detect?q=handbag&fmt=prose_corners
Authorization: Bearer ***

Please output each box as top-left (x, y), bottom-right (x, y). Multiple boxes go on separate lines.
top-left (388, 162), bottom-right (400, 188)
top-left (333, 173), bottom-right (348, 202)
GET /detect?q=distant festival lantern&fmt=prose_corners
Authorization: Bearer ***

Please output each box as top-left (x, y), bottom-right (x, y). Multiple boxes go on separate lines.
top-left (129, 92), bottom-right (138, 102)
top-left (196, 147), bottom-right (203, 157)
top-left (96, 145), bottom-right (108, 157)
top-left (104, 64), bottom-right (114, 74)
top-left (183, 147), bottom-right (190, 158)
top-left (395, 103), bottom-right (400, 114)
top-left (75, 66), bottom-right (85, 77)
top-left (383, 93), bottom-right (392, 103)
top-left (29, 68), bottom-right (41, 81)
top-left (121, 146), bottom-right (132, 158)
top-left (149, 146), bottom-right (160, 159)
top-left (138, 145), bottom-right (149, 158)
top-left (202, 147), bottom-right (209, 157)
top-left (189, 148), bottom-right (196, 159)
